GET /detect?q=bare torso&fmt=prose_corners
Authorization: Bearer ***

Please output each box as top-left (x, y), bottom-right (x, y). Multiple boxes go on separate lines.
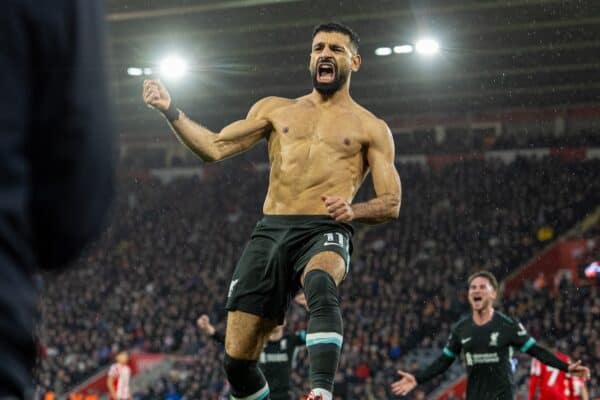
top-left (261, 95), bottom-right (373, 215)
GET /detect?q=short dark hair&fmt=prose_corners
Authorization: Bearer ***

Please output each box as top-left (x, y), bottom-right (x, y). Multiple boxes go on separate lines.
top-left (312, 22), bottom-right (360, 53)
top-left (468, 270), bottom-right (499, 290)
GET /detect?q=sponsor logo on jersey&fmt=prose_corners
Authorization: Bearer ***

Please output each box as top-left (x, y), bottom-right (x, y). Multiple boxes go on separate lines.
top-left (465, 352), bottom-right (501, 366)
top-left (461, 337), bottom-right (472, 344)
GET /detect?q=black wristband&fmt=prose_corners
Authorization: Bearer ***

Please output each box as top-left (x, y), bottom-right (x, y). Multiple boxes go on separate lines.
top-left (162, 102), bottom-right (181, 122)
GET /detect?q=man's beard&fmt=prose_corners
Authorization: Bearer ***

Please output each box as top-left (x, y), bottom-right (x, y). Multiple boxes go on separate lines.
top-left (311, 68), bottom-right (349, 95)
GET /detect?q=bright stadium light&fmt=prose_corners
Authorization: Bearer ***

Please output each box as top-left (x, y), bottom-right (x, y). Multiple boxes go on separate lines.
top-left (393, 44), bottom-right (414, 54)
top-left (127, 67), bottom-right (143, 76)
top-left (143, 67), bottom-right (153, 76)
top-left (375, 47), bottom-right (392, 56)
top-left (159, 55), bottom-right (187, 80)
top-left (415, 38), bottom-right (440, 55)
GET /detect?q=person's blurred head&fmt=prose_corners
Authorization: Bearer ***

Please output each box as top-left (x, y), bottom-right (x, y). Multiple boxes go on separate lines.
top-left (115, 351), bottom-right (129, 365)
top-left (467, 271), bottom-right (498, 312)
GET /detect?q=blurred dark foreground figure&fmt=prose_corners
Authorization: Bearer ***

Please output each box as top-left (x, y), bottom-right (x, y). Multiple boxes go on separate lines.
top-left (0, 1), bottom-right (114, 398)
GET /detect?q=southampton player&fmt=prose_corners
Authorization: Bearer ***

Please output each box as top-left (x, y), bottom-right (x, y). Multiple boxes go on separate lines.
top-left (391, 271), bottom-right (590, 400)
top-left (197, 314), bottom-right (306, 400)
top-left (529, 350), bottom-right (589, 400)
top-left (107, 351), bottom-right (131, 400)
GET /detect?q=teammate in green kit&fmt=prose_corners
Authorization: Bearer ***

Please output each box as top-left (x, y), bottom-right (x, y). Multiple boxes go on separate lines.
top-left (198, 314), bottom-right (306, 400)
top-left (391, 271), bottom-right (591, 400)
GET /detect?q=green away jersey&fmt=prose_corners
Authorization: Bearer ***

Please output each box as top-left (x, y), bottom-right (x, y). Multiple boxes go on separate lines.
top-left (442, 311), bottom-right (536, 400)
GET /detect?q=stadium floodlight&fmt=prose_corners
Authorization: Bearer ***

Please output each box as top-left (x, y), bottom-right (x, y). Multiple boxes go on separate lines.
top-left (374, 47), bottom-right (393, 56)
top-left (415, 38), bottom-right (440, 55)
top-left (393, 44), bottom-right (414, 54)
top-left (127, 67), bottom-right (143, 76)
top-left (159, 55), bottom-right (187, 80)
top-left (143, 68), bottom-right (153, 76)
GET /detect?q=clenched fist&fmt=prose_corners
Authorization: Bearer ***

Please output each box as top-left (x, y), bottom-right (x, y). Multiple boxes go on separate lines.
top-left (196, 314), bottom-right (216, 336)
top-left (143, 79), bottom-right (171, 112)
top-left (321, 195), bottom-right (354, 222)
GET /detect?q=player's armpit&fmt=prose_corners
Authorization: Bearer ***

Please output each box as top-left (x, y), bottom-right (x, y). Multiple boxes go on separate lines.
top-left (351, 119), bottom-right (401, 224)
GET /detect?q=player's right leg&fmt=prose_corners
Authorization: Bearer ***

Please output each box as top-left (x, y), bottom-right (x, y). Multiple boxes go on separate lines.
top-left (223, 218), bottom-right (291, 399)
top-left (224, 310), bottom-right (277, 400)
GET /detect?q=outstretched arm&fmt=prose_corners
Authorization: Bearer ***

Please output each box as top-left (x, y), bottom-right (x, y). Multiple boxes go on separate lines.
top-left (322, 119), bottom-right (401, 224)
top-left (526, 344), bottom-right (590, 378)
top-left (391, 353), bottom-right (455, 396)
top-left (143, 80), bottom-right (272, 162)
top-left (510, 321), bottom-right (590, 380)
top-left (392, 329), bottom-right (461, 396)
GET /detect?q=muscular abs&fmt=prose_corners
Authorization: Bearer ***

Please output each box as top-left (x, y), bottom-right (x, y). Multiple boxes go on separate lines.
top-left (263, 99), bottom-right (369, 215)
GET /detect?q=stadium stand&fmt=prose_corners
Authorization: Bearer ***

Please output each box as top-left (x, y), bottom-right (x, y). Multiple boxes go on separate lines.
top-left (36, 149), bottom-right (599, 399)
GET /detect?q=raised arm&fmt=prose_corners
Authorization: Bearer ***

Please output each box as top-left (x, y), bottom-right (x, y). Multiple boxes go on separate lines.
top-left (197, 314), bottom-right (225, 344)
top-left (143, 80), bottom-right (273, 162)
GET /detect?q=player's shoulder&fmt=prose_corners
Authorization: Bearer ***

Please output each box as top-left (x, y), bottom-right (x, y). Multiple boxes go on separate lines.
top-left (452, 315), bottom-right (471, 331)
top-left (252, 96), bottom-right (296, 113)
top-left (355, 109), bottom-right (392, 146)
top-left (353, 103), bottom-right (390, 133)
top-left (495, 310), bottom-right (521, 327)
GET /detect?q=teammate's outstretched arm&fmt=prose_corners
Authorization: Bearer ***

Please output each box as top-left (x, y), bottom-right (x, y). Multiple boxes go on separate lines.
top-left (391, 328), bottom-right (460, 396)
top-left (525, 346), bottom-right (590, 379)
top-left (143, 80), bottom-right (272, 162)
top-left (322, 119), bottom-right (401, 224)
top-left (511, 321), bottom-right (591, 379)
top-left (391, 351), bottom-right (455, 396)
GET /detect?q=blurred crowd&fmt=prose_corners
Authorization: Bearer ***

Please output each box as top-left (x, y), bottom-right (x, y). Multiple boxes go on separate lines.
top-left (394, 129), bottom-right (600, 155)
top-left (36, 155), bottom-right (600, 399)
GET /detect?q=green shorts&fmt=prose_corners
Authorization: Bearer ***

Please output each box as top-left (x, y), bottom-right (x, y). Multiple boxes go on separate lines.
top-left (225, 215), bottom-right (353, 323)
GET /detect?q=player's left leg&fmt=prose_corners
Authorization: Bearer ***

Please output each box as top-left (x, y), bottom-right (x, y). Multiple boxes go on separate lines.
top-left (301, 251), bottom-right (346, 400)
top-left (225, 310), bottom-right (278, 400)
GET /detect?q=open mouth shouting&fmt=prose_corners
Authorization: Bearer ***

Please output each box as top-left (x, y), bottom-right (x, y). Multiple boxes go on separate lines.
top-left (316, 59), bottom-right (336, 83)
top-left (472, 295), bottom-right (483, 307)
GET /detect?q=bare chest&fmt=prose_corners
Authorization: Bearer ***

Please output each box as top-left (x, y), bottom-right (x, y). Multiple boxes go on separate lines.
top-left (267, 105), bottom-right (367, 156)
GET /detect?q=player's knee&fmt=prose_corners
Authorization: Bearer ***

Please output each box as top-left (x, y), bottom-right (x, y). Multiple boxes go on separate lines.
top-left (304, 269), bottom-right (339, 312)
top-left (223, 353), bottom-right (254, 378)
top-left (223, 353), bottom-right (268, 397)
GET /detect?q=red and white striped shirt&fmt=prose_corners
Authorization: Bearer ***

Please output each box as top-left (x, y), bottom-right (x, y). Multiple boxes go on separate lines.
top-left (108, 363), bottom-right (131, 400)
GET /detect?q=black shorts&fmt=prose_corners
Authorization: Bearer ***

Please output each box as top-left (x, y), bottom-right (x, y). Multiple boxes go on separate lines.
top-left (225, 215), bottom-right (353, 324)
